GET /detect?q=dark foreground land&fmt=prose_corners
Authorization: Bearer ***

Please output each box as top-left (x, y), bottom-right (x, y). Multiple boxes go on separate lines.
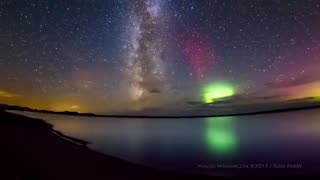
top-left (0, 110), bottom-right (214, 180)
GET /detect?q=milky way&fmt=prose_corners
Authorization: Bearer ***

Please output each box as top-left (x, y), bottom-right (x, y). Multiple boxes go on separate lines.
top-left (1, 0), bottom-right (320, 113)
top-left (127, 0), bottom-right (168, 108)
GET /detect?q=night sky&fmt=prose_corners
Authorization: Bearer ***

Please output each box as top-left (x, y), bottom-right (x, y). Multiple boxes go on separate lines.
top-left (1, 0), bottom-right (320, 114)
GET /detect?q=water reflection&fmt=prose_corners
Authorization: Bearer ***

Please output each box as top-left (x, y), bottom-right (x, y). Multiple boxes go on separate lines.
top-left (9, 109), bottom-right (320, 174)
top-left (206, 117), bottom-right (237, 157)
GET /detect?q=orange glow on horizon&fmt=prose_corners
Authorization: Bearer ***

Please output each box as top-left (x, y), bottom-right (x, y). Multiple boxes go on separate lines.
top-left (287, 82), bottom-right (320, 99)
top-left (0, 90), bottom-right (20, 98)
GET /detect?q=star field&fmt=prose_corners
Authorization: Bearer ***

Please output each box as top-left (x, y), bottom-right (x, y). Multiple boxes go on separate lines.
top-left (1, 0), bottom-right (320, 113)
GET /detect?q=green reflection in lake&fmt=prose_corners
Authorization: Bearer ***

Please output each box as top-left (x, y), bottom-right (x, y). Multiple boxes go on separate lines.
top-left (206, 117), bottom-right (237, 156)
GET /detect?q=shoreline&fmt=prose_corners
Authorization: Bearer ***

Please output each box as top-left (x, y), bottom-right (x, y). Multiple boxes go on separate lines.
top-left (4, 103), bottom-right (320, 119)
top-left (0, 110), bottom-right (213, 180)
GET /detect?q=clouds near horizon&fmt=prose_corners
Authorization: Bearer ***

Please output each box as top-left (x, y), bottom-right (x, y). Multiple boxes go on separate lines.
top-left (266, 73), bottom-right (320, 88)
top-left (0, 90), bottom-right (21, 98)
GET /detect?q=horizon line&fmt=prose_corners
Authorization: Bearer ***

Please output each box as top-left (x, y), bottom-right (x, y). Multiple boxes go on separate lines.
top-left (3, 103), bottom-right (320, 119)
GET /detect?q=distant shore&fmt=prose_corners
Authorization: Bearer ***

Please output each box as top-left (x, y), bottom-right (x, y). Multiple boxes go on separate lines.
top-left (0, 110), bottom-right (213, 180)
top-left (2, 101), bottom-right (320, 118)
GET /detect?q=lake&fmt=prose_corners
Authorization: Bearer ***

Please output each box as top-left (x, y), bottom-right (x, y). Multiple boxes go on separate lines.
top-left (10, 109), bottom-right (320, 176)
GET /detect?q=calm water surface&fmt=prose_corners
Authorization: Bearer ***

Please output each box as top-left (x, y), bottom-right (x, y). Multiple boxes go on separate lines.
top-left (10, 109), bottom-right (320, 176)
